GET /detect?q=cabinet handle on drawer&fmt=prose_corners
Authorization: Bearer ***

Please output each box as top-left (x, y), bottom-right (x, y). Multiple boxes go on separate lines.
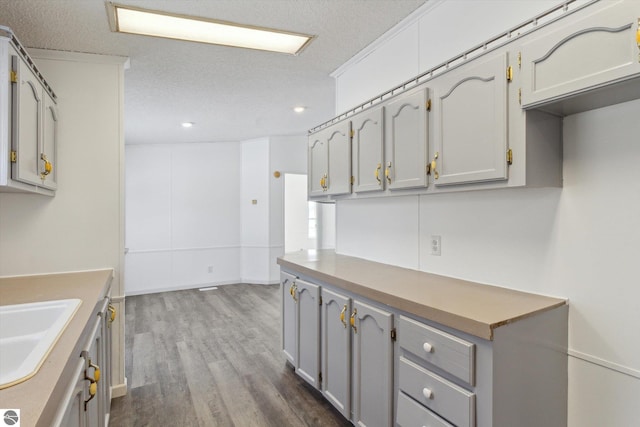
top-left (350, 308), bottom-right (357, 333)
top-left (340, 304), bottom-right (347, 328)
top-left (423, 342), bottom-right (433, 353)
top-left (422, 387), bottom-right (433, 400)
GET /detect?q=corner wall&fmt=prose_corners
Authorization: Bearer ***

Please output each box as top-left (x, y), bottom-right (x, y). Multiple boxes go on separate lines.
top-left (0, 50), bottom-right (127, 394)
top-left (332, 1), bottom-right (640, 425)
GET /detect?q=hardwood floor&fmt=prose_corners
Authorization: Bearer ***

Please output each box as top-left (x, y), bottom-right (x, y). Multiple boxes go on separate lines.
top-left (110, 284), bottom-right (352, 427)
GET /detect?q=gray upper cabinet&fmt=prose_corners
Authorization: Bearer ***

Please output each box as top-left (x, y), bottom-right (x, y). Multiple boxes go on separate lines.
top-left (308, 130), bottom-right (328, 197)
top-left (384, 87), bottom-right (429, 190)
top-left (352, 106), bottom-right (384, 193)
top-left (1, 30), bottom-right (58, 195)
top-left (12, 52), bottom-right (42, 187)
top-left (40, 91), bottom-right (58, 190)
top-left (520, 0), bottom-right (640, 110)
top-left (308, 120), bottom-right (352, 198)
top-left (432, 52), bottom-right (509, 186)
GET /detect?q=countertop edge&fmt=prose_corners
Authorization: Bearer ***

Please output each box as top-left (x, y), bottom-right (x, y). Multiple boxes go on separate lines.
top-left (0, 269), bottom-right (114, 427)
top-left (277, 252), bottom-right (567, 340)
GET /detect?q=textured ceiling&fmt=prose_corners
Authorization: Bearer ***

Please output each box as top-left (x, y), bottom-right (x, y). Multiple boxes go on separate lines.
top-left (0, 0), bottom-right (426, 144)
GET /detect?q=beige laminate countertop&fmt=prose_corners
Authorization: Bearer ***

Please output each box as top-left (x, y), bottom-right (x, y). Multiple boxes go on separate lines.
top-left (277, 251), bottom-right (566, 340)
top-left (0, 269), bottom-right (113, 427)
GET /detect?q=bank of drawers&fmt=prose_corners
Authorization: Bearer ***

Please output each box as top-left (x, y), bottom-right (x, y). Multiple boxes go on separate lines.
top-left (397, 316), bottom-right (476, 427)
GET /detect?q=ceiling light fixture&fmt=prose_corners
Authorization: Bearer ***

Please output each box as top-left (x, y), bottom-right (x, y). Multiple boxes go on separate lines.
top-left (107, 3), bottom-right (315, 55)
top-left (293, 106), bottom-right (306, 113)
top-left (181, 122), bottom-right (194, 128)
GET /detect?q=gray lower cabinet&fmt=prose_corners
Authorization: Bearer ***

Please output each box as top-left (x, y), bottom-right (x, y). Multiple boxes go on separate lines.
top-left (53, 298), bottom-right (112, 427)
top-left (281, 272), bottom-right (297, 365)
top-left (321, 289), bottom-right (395, 427)
top-left (280, 272), bottom-right (321, 388)
top-left (351, 299), bottom-right (394, 427)
top-left (321, 288), bottom-right (351, 418)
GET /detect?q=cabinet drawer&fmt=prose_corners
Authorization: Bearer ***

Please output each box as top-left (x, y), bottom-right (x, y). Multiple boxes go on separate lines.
top-left (399, 316), bottom-right (475, 385)
top-left (397, 391), bottom-right (453, 427)
top-left (399, 357), bottom-right (475, 427)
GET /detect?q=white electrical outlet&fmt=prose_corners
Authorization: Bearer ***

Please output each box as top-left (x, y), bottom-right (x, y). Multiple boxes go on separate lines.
top-left (430, 235), bottom-right (441, 256)
top-left (208, 266), bottom-right (214, 273)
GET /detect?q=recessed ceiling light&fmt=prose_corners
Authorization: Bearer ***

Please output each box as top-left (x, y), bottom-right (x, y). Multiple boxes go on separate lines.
top-left (181, 122), bottom-right (194, 128)
top-left (293, 106), bottom-right (306, 113)
top-left (107, 3), bottom-right (315, 55)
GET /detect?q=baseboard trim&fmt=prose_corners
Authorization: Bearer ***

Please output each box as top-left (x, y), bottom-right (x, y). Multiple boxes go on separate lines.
top-left (111, 378), bottom-right (128, 398)
top-left (568, 349), bottom-right (640, 379)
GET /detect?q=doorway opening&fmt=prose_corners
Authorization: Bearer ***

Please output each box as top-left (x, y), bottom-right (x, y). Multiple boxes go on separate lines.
top-left (284, 173), bottom-right (335, 253)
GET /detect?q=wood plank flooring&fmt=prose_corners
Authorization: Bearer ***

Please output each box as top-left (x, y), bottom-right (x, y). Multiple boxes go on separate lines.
top-left (110, 284), bottom-right (352, 427)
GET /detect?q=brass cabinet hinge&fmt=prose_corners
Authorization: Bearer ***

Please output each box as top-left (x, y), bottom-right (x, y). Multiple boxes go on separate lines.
top-left (506, 66), bottom-right (513, 82)
top-left (351, 176), bottom-right (355, 185)
top-left (518, 52), bottom-right (522, 69)
top-left (319, 371), bottom-right (323, 384)
top-left (507, 148), bottom-right (513, 165)
top-left (10, 151), bottom-right (17, 162)
top-left (391, 328), bottom-right (397, 341)
top-left (10, 70), bottom-right (17, 83)
top-left (518, 88), bottom-right (522, 105)
top-left (319, 295), bottom-right (323, 306)
top-left (426, 99), bottom-right (432, 111)
top-left (350, 129), bottom-right (355, 138)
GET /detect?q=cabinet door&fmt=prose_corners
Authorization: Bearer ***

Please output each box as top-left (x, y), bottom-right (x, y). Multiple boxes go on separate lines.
top-left (52, 359), bottom-right (87, 427)
top-left (308, 130), bottom-right (328, 197)
top-left (385, 88), bottom-right (428, 190)
top-left (433, 53), bottom-right (509, 186)
top-left (352, 107), bottom-right (384, 193)
top-left (84, 316), bottom-right (104, 427)
top-left (281, 272), bottom-right (297, 365)
top-left (521, 0), bottom-right (640, 108)
top-left (40, 93), bottom-right (58, 190)
top-left (326, 121), bottom-right (352, 196)
top-left (296, 279), bottom-right (320, 388)
top-left (321, 288), bottom-right (351, 419)
top-left (352, 300), bottom-right (394, 427)
top-left (11, 53), bottom-right (42, 186)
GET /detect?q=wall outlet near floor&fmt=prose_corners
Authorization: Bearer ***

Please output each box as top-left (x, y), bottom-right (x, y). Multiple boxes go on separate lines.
top-left (430, 235), bottom-right (441, 256)
top-left (208, 266), bottom-right (214, 273)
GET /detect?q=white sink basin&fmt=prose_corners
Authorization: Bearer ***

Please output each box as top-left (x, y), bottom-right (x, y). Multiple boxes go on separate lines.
top-left (0, 298), bottom-right (82, 389)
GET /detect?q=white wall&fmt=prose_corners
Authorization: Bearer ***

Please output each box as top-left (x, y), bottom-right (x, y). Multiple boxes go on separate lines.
top-left (333, 1), bottom-right (640, 425)
top-left (125, 142), bottom-right (241, 294)
top-left (240, 138), bottom-right (270, 283)
top-left (0, 50), bottom-right (127, 393)
top-left (126, 134), bottom-right (307, 291)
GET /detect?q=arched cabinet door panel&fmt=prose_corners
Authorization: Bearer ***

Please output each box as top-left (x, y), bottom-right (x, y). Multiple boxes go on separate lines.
top-left (520, 0), bottom-right (640, 109)
top-left (321, 288), bottom-right (352, 419)
top-left (352, 107), bottom-right (384, 193)
top-left (295, 279), bottom-right (320, 389)
top-left (385, 88), bottom-right (429, 190)
top-left (12, 54), bottom-right (42, 186)
top-left (352, 299), bottom-right (393, 427)
top-left (432, 52), bottom-right (509, 186)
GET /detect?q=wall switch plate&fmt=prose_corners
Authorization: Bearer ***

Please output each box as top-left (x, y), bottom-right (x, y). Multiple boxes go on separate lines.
top-left (208, 266), bottom-right (214, 273)
top-left (430, 235), bottom-right (441, 256)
